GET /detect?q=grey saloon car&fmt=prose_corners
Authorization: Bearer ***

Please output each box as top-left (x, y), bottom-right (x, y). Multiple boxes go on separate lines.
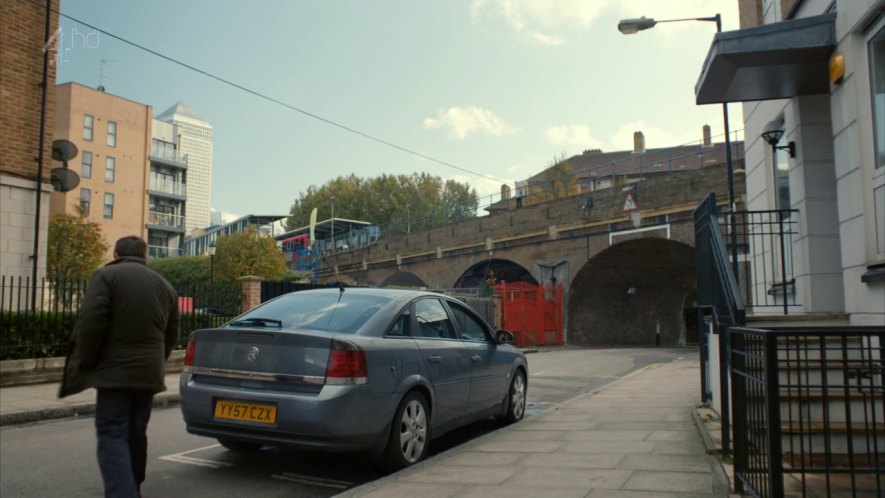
top-left (179, 287), bottom-right (528, 469)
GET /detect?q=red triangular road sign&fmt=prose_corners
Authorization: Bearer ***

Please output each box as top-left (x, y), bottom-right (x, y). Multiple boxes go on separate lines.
top-left (623, 192), bottom-right (639, 212)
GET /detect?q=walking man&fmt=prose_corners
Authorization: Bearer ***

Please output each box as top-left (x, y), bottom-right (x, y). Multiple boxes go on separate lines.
top-left (60, 235), bottom-right (179, 497)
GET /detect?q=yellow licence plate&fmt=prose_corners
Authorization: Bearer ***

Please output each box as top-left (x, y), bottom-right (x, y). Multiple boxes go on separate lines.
top-left (214, 400), bottom-right (277, 424)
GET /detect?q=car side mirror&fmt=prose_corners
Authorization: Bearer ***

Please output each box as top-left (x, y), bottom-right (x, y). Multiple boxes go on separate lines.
top-left (496, 329), bottom-right (515, 344)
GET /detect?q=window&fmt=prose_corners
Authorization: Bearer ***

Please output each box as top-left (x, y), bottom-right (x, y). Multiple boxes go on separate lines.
top-left (80, 188), bottom-right (90, 215)
top-left (774, 146), bottom-right (791, 211)
top-left (103, 193), bottom-right (114, 219)
top-left (105, 156), bottom-right (115, 182)
top-left (869, 22), bottom-right (885, 258)
top-left (83, 115), bottom-right (93, 141)
top-left (107, 121), bottom-right (117, 147)
top-left (81, 151), bottom-right (92, 178)
top-left (414, 299), bottom-right (456, 339)
top-left (387, 313), bottom-right (411, 337)
top-left (449, 302), bottom-right (489, 342)
top-left (871, 25), bottom-right (885, 170)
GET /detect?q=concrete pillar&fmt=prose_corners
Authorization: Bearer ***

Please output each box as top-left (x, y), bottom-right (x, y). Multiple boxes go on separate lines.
top-left (239, 276), bottom-right (262, 312)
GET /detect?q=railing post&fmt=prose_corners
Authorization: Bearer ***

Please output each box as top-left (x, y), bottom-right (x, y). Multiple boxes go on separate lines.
top-left (698, 307), bottom-right (710, 402)
top-left (730, 329), bottom-right (746, 495)
top-left (777, 213), bottom-right (789, 315)
top-left (720, 325), bottom-right (731, 457)
top-left (238, 276), bottom-right (262, 312)
top-left (764, 331), bottom-right (784, 498)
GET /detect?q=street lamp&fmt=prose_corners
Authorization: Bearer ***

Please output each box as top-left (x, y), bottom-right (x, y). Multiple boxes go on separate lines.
top-left (208, 243), bottom-right (216, 282)
top-left (330, 196), bottom-right (335, 252)
top-left (618, 13), bottom-right (739, 283)
top-left (207, 242), bottom-right (216, 312)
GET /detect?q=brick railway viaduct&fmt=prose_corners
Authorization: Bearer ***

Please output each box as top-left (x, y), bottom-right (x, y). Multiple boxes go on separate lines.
top-left (317, 163), bottom-right (739, 346)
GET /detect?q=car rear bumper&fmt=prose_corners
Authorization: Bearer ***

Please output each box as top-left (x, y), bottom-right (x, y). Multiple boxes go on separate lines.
top-left (179, 372), bottom-right (393, 453)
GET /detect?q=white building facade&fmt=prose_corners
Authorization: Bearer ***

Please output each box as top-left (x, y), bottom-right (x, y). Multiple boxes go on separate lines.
top-left (157, 102), bottom-right (213, 235)
top-left (697, 0), bottom-right (884, 326)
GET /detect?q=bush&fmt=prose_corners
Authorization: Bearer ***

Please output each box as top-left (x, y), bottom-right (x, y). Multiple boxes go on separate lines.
top-left (0, 311), bottom-right (76, 360)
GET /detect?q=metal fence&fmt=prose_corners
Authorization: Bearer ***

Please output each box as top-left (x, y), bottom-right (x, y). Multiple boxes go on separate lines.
top-left (730, 327), bottom-right (884, 498)
top-left (730, 208), bottom-right (800, 314)
top-left (0, 275), bottom-right (243, 359)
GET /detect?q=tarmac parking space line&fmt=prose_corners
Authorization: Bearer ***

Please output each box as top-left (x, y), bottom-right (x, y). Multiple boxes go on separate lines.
top-left (271, 472), bottom-right (352, 489)
top-left (158, 443), bottom-right (232, 469)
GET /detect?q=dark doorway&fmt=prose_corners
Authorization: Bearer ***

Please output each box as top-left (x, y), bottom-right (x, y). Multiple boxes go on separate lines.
top-left (453, 259), bottom-right (537, 288)
top-left (568, 238), bottom-right (695, 346)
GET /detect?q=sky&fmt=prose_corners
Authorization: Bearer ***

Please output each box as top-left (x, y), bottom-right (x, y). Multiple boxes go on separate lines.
top-left (55, 0), bottom-right (743, 222)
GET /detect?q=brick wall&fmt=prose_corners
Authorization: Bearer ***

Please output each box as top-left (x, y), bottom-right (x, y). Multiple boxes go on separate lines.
top-left (0, 0), bottom-right (59, 278)
top-left (739, 0), bottom-right (763, 28)
top-left (0, 0), bottom-right (59, 181)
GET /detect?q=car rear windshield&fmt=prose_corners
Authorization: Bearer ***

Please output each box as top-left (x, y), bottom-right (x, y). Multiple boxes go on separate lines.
top-left (233, 292), bottom-right (390, 334)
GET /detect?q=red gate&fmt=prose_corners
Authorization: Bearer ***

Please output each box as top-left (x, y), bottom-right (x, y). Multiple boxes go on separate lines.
top-left (495, 281), bottom-right (563, 346)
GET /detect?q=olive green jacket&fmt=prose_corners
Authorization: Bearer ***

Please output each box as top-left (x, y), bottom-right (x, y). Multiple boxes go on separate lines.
top-left (59, 257), bottom-right (179, 397)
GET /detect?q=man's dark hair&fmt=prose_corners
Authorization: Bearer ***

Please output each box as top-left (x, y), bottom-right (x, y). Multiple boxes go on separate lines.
top-left (114, 236), bottom-right (147, 258)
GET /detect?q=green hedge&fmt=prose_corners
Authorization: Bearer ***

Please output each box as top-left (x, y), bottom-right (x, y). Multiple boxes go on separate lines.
top-left (0, 311), bottom-right (232, 361)
top-left (0, 310), bottom-right (76, 360)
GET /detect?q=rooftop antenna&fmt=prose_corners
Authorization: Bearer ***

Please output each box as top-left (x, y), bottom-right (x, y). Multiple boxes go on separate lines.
top-left (98, 58), bottom-right (114, 91)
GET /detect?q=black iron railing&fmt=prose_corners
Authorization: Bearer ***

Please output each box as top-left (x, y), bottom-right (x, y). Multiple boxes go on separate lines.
top-left (730, 327), bottom-right (884, 498)
top-left (695, 193), bottom-right (746, 455)
top-left (730, 209), bottom-right (800, 314)
top-left (0, 276), bottom-right (243, 358)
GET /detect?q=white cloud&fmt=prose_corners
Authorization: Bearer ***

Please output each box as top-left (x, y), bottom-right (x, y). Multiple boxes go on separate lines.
top-left (531, 31), bottom-right (564, 46)
top-left (424, 106), bottom-right (519, 139)
top-left (545, 121), bottom-right (708, 156)
top-left (470, 0), bottom-right (738, 43)
top-left (606, 120), bottom-right (702, 151)
top-left (470, 0), bottom-right (610, 44)
top-left (220, 212), bottom-right (240, 223)
top-left (471, 0), bottom-right (609, 30)
top-left (545, 124), bottom-right (602, 150)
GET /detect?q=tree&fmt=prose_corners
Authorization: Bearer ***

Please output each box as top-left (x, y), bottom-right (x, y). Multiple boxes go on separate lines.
top-left (526, 153), bottom-right (580, 205)
top-left (285, 173), bottom-right (478, 234)
top-left (213, 226), bottom-right (286, 283)
top-left (47, 213), bottom-right (108, 283)
top-left (149, 256), bottom-right (210, 289)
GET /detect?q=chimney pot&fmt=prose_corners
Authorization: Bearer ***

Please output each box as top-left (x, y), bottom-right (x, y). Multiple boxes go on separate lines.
top-left (702, 124), bottom-right (712, 147)
top-left (633, 131), bottom-right (645, 154)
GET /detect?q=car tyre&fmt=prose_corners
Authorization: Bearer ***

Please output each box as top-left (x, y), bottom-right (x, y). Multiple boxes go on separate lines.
top-left (500, 369), bottom-right (526, 425)
top-left (217, 438), bottom-right (262, 452)
top-left (381, 391), bottom-right (429, 470)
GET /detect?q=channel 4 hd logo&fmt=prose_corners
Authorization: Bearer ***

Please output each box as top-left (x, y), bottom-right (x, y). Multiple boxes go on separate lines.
top-left (42, 27), bottom-right (100, 66)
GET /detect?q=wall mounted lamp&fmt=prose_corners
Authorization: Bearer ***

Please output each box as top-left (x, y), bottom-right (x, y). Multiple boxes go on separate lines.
top-left (761, 120), bottom-right (796, 158)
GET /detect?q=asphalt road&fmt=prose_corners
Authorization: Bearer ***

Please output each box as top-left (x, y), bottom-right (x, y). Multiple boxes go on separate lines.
top-left (0, 347), bottom-right (694, 497)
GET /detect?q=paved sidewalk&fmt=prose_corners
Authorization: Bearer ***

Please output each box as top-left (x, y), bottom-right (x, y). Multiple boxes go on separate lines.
top-left (0, 372), bottom-right (181, 426)
top-left (337, 356), bottom-right (730, 498)
top-left (0, 357), bottom-right (731, 497)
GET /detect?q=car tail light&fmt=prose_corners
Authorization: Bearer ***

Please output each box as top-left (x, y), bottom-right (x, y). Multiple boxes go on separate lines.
top-left (184, 338), bottom-right (196, 367)
top-left (325, 339), bottom-right (367, 385)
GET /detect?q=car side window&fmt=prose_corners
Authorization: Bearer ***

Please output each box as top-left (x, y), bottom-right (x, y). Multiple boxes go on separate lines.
top-left (414, 299), bottom-right (456, 339)
top-left (386, 312), bottom-right (411, 337)
top-left (449, 302), bottom-right (490, 342)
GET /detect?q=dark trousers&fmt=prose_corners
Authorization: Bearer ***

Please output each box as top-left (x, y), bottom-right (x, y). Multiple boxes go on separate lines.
top-left (95, 389), bottom-right (154, 498)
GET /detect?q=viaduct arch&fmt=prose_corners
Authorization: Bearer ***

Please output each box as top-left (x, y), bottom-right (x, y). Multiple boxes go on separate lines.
top-left (317, 164), bottom-right (737, 344)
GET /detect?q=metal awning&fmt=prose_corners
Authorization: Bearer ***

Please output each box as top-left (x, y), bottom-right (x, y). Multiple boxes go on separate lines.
top-left (695, 13), bottom-right (836, 104)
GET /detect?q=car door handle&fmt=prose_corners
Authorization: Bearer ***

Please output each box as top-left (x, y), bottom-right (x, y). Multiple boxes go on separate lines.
top-left (471, 355), bottom-right (482, 363)
top-left (428, 354), bottom-right (441, 363)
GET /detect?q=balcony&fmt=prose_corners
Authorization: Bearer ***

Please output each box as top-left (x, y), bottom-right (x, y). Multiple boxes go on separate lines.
top-left (150, 147), bottom-right (188, 168)
top-left (148, 245), bottom-right (182, 259)
top-left (147, 210), bottom-right (185, 233)
top-left (148, 177), bottom-right (186, 199)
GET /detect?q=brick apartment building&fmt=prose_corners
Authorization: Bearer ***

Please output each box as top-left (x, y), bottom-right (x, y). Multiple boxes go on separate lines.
top-left (0, 0), bottom-right (59, 279)
top-left (52, 82), bottom-right (154, 261)
top-left (52, 83), bottom-right (191, 261)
